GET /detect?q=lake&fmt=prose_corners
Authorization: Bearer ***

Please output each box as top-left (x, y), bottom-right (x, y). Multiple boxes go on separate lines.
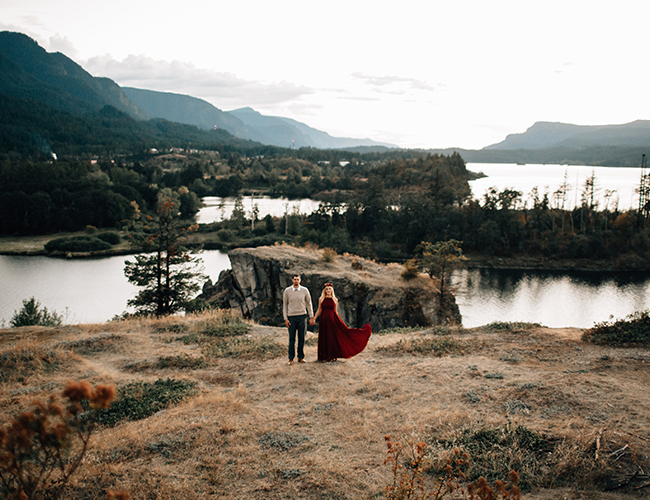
top-left (2, 251), bottom-right (650, 328)
top-left (467, 163), bottom-right (644, 210)
top-left (0, 251), bottom-right (231, 326)
top-left (195, 164), bottom-right (645, 224)
top-left (2, 163), bottom-right (648, 328)
top-left (197, 196), bottom-right (321, 224)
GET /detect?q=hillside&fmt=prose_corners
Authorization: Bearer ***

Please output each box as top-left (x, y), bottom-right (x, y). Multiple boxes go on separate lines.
top-left (0, 31), bottom-right (147, 120)
top-left (486, 121), bottom-right (650, 150)
top-left (122, 87), bottom-right (250, 137)
top-left (1, 314), bottom-right (648, 499)
top-left (228, 107), bottom-right (396, 149)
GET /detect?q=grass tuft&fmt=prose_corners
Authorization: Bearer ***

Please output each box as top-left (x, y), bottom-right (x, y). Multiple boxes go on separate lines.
top-left (0, 344), bottom-right (65, 382)
top-left (486, 321), bottom-right (543, 333)
top-left (204, 336), bottom-right (284, 360)
top-left (96, 378), bottom-right (197, 427)
top-left (377, 336), bottom-right (466, 356)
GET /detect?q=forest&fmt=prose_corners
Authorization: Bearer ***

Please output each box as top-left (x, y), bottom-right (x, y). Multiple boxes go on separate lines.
top-left (3, 146), bottom-right (649, 269)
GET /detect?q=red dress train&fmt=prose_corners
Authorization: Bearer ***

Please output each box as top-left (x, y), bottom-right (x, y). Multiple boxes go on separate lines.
top-left (317, 297), bottom-right (371, 361)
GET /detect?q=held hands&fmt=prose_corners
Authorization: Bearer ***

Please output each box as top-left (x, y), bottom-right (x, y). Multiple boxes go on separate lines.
top-left (309, 317), bottom-right (316, 326)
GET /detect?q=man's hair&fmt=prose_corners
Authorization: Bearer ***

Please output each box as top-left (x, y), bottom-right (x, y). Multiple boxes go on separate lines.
top-left (292, 274), bottom-right (300, 278)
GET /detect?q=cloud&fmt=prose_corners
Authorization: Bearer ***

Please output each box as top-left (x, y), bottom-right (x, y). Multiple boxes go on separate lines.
top-left (83, 54), bottom-right (314, 109)
top-left (351, 72), bottom-right (439, 93)
top-left (47, 33), bottom-right (78, 59)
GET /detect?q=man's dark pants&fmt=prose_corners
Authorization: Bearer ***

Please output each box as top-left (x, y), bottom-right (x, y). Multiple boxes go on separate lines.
top-left (288, 314), bottom-right (307, 361)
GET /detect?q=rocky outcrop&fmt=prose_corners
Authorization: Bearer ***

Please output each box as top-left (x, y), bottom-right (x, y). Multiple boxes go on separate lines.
top-left (201, 245), bottom-right (461, 330)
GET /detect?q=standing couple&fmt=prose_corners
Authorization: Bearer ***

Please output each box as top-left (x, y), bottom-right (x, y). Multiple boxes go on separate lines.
top-left (283, 273), bottom-right (372, 365)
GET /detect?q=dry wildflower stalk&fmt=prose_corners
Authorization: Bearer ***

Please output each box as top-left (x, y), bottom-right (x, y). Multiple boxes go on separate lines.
top-left (0, 381), bottom-right (116, 500)
top-left (383, 435), bottom-right (521, 500)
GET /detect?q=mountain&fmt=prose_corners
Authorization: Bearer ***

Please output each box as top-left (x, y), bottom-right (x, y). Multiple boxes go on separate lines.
top-left (0, 31), bottom-right (147, 120)
top-left (122, 87), bottom-right (249, 137)
top-left (0, 30), bottom-right (394, 153)
top-left (486, 120), bottom-right (650, 150)
top-left (227, 107), bottom-right (395, 149)
top-left (122, 89), bottom-right (395, 150)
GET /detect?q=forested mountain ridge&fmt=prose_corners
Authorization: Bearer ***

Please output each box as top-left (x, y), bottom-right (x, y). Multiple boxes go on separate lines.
top-left (227, 107), bottom-right (396, 149)
top-left (123, 88), bottom-right (396, 149)
top-left (122, 87), bottom-right (250, 137)
top-left (0, 31), bottom-right (147, 119)
top-left (485, 120), bottom-right (650, 150)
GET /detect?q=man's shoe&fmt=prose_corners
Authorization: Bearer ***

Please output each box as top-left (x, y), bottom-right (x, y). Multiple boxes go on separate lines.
top-left (288, 360), bottom-right (294, 365)
top-left (298, 358), bottom-right (306, 363)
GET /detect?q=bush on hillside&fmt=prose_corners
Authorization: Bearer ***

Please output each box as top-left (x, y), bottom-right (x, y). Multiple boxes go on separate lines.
top-left (96, 231), bottom-right (121, 245)
top-left (582, 310), bottom-right (650, 346)
top-left (45, 235), bottom-right (112, 253)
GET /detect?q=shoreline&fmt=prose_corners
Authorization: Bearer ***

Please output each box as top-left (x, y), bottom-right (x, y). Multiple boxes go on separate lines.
top-left (2, 234), bottom-right (650, 272)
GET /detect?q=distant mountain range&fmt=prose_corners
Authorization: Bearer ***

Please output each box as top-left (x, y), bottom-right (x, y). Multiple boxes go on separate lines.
top-left (122, 88), bottom-right (395, 149)
top-left (485, 121), bottom-right (650, 150)
top-left (0, 31), bottom-right (393, 152)
top-left (0, 30), bottom-right (649, 165)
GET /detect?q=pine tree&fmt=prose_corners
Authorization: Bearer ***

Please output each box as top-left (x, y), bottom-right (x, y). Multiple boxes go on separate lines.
top-left (124, 195), bottom-right (205, 316)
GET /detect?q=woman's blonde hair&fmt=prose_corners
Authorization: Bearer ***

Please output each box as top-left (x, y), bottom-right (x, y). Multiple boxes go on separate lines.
top-left (319, 283), bottom-right (337, 301)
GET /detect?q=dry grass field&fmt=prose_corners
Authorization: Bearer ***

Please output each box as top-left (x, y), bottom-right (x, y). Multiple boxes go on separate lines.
top-left (1, 311), bottom-right (649, 499)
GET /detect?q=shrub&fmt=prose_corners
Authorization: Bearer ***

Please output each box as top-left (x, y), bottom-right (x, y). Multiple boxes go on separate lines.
top-left (401, 259), bottom-right (419, 280)
top-left (0, 381), bottom-right (115, 500)
top-left (583, 310), bottom-right (650, 346)
top-left (321, 247), bottom-right (337, 262)
top-left (383, 435), bottom-right (520, 500)
top-left (96, 378), bottom-right (196, 427)
top-left (45, 235), bottom-right (111, 253)
top-left (10, 297), bottom-right (63, 327)
top-left (351, 258), bottom-right (364, 270)
top-left (432, 424), bottom-right (551, 489)
top-left (217, 229), bottom-right (235, 242)
top-left (96, 231), bottom-right (121, 245)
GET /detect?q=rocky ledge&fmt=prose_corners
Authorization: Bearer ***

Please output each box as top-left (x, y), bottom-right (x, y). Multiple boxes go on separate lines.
top-left (201, 245), bottom-right (460, 330)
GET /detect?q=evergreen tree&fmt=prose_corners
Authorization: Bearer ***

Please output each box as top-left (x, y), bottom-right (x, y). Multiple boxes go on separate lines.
top-left (124, 195), bottom-right (206, 316)
top-left (10, 297), bottom-right (63, 327)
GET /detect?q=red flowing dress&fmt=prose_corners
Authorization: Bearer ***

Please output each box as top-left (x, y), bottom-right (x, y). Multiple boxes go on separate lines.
top-left (317, 297), bottom-right (372, 361)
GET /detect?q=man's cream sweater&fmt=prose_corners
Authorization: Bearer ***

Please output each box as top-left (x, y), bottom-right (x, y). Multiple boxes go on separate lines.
top-left (283, 285), bottom-right (314, 319)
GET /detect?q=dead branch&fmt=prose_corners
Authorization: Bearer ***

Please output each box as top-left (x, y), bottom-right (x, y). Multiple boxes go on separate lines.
top-left (595, 427), bottom-right (605, 461)
top-left (609, 444), bottom-right (629, 461)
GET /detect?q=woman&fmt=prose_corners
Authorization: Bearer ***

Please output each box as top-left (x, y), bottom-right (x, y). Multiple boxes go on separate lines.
top-left (310, 283), bottom-right (371, 362)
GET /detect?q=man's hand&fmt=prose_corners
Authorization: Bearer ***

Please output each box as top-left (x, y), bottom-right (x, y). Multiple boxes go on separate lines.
top-left (285, 319), bottom-right (291, 328)
top-left (309, 317), bottom-right (315, 326)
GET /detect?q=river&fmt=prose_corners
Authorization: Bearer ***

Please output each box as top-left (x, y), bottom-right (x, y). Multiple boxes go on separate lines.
top-left (1, 163), bottom-right (648, 328)
top-left (2, 251), bottom-right (650, 328)
top-left (468, 163), bottom-right (643, 210)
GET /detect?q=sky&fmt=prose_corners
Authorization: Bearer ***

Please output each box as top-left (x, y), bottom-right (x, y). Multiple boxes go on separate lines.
top-left (1, 0), bottom-right (649, 149)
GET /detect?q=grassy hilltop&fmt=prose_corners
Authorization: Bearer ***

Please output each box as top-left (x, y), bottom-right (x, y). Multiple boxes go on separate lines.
top-left (1, 312), bottom-right (649, 499)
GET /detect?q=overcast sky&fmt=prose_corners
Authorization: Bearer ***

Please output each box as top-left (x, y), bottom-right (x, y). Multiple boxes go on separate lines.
top-left (2, 0), bottom-right (649, 149)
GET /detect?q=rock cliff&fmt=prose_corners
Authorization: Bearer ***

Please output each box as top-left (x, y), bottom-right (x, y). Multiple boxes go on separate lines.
top-left (201, 245), bottom-right (461, 330)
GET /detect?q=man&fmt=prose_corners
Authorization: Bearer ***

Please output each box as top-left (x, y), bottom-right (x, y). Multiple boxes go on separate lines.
top-left (283, 273), bottom-right (314, 365)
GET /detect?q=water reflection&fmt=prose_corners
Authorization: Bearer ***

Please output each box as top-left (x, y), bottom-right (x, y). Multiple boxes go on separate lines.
top-left (197, 196), bottom-right (321, 224)
top-left (453, 268), bottom-right (650, 328)
top-left (2, 252), bottom-right (650, 328)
